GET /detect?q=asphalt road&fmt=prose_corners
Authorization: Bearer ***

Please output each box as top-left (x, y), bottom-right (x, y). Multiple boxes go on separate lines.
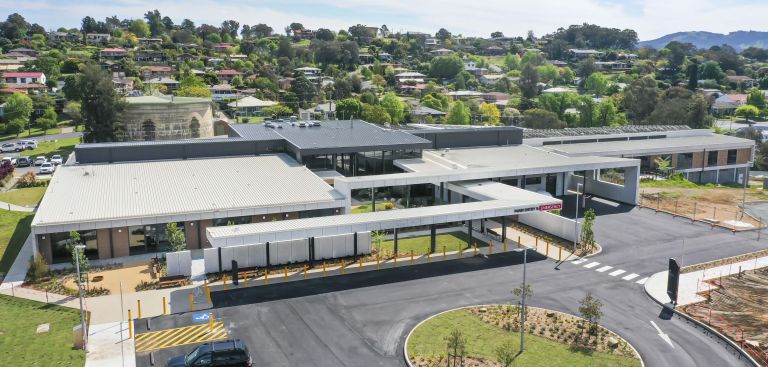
top-left (137, 200), bottom-right (764, 367)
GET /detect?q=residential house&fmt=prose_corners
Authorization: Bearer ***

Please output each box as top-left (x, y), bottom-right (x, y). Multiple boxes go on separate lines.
top-left (0, 59), bottom-right (23, 71)
top-left (47, 31), bottom-right (78, 42)
top-left (726, 75), bottom-right (756, 88)
top-left (430, 48), bottom-right (454, 56)
top-left (568, 49), bottom-right (603, 59)
top-left (176, 53), bottom-right (198, 62)
top-left (299, 102), bottom-right (336, 120)
top-left (141, 66), bottom-right (173, 80)
top-left (410, 106), bottom-right (446, 122)
top-left (213, 43), bottom-right (234, 53)
top-left (379, 52), bottom-right (393, 62)
top-left (395, 72), bottom-right (426, 84)
top-left (101, 48), bottom-right (128, 59)
top-left (547, 60), bottom-right (568, 66)
top-left (210, 84), bottom-right (238, 100)
top-left (542, 87), bottom-right (576, 94)
top-left (398, 83), bottom-right (428, 94)
top-left (86, 33), bottom-right (111, 43)
top-left (358, 53), bottom-right (375, 64)
top-left (712, 94), bottom-right (747, 115)
top-left (8, 47), bottom-right (37, 57)
top-left (216, 69), bottom-right (243, 83)
top-left (228, 96), bottom-right (278, 117)
top-left (482, 92), bottom-right (510, 102)
top-left (485, 46), bottom-right (505, 56)
top-left (3, 71), bottom-right (46, 85)
top-left (480, 74), bottom-right (505, 85)
top-left (617, 53), bottom-right (638, 61)
top-left (134, 50), bottom-right (168, 63)
top-left (293, 29), bottom-right (316, 40)
top-left (464, 60), bottom-right (488, 77)
top-left (112, 76), bottom-right (134, 94)
top-left (447, 90), bottom-right (484, 100)
top-left (138, 38), bottom-right (163, 46)
top-left (295, 67), bottom-right (322, 77)
top-left (228, 54), bottom-right (248, 61)
top-left (207, 58), bottom-right (224, 66)
top-left (425, 38), bottom-right (440, 47)
top-left (146, 77), bottom-right (179, 92)
top-left (595, 61), bottom-right (629, 71)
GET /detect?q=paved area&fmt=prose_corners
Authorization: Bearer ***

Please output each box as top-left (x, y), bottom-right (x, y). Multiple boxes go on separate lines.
top-left (131, 201), bottom-right (766, 367)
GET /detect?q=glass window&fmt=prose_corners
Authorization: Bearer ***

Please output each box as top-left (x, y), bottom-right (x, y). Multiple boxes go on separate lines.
top-left (677, 153), bottom-right (693, 169)
top-left (49, 230), bottom-right (98, 264)
top-left (129, 223), bottom-right (183, 255)
top-left (525, 176), bottom-right (542, 186)
top-left (707, 151), bottom-right (718, 166)
top-left (213, 216), bottom-right (252, 227)
top-left (727, 149), bottom-right (737, 165)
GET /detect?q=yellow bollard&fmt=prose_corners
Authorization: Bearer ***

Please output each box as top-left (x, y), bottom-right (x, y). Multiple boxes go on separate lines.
top-left (489, 240), bottom-right (493, 255)
top-left (137, 300), bottom-right (142, 319)
top-left (545, 242), bottom-right (549, 257)
top-left (223, 274), bottom-right (228, 290)
top-left (264, 269), bottom-right (269, 285)
top-left (284, 266), bottom-right (288, 282)
top-left (558, 246), bottom-right (562, 261)
top-left (376, 255), bottom-right (380, 270)
top-left (209, 312), bottom-right (214, 332)
top-left (322, 261), bottom-right (327, 277)
top-left (162, 296), bottom-right (167, 316)
top-left (304, 265), bottom-right (308, 279)
top-left (443, 245), bottom-right (447, 259)
top-left (205, 286), bottom-right (211, 304)
top-left (127, 309), bottom-right (133, 339)
top-left (189, 292), bottom-right (195, 311)
top-left (427, 252), bottom-right (431, 262)
top-left (359, 257), bottom-right (363, 272)
top-left (410, 250), bottom-right (414, 265)
top-left (474, 243), bottom-right (478, 255)
top-left (341, 260), bottom-right (346, 274)
top-left (244, 274), bottom-right (248, 287)
top-left (518, 235), bottom-right (521, 248)
top-left (535, 237), bottom-right (538, 251)
top-left (504, 239), bottom-right (507, 252)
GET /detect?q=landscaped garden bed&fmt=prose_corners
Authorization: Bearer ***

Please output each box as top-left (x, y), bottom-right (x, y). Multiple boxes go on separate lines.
top-left (406, 305), bottom-right (641, 367)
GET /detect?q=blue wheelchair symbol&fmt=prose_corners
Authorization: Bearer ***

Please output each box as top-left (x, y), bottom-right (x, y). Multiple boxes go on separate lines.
top-left (192, 312), bottom-right (210, 323)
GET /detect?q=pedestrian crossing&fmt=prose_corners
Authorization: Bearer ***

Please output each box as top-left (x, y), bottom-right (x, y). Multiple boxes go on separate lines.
top-left (569, 258), bottom-right (648, 285)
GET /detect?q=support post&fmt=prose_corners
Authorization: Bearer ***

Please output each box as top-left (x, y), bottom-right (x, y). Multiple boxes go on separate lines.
top-left (128, 309), bottom-right (133, 339)
top-left (162, 296), bottom-right (167, 316)
top-left (266, 242), bottom-right (271, 267)
top-left (371, 187), bottom-right (376, 212)
top-left (468, 219), bottom-right (473, 251)
top-left (501, 216), bottom-right (507, 241)
top-left (430, 225), bottom-right (436, 253)
top-left (394, 228), bottom-right (399, 256)
top-left (189, 293), bottom-right (195, 311)
top-left (353, 232), bottom-right (358, 259)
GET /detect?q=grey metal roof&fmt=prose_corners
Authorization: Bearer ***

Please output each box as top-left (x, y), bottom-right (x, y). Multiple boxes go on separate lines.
top-left (544, 134), bottom-right (754, 157)
top-left (32, 154), bottom-right (345, 232)
top-left (230, 120), bottom-right (432, 154)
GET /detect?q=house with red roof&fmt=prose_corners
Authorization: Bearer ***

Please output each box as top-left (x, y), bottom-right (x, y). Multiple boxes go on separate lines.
top-left (3, 71), bottom-right (46, 85)
top-left (213, 43), bottom-right (233, 53)
top-left (215, 69), bottom-right (243, 83)
top-left (101, 48), bottom-right (128, 59)
top-left (141, 66), bottom-right (174, 80)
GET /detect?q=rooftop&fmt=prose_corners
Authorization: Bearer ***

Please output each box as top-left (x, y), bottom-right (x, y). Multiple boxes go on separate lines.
top-left (542, 134), bottom-right (754, 157)
top-left (228, 96), bottom-right (278, 108)
top-left (126, 95), bottom-right (209, 105)
top-left (32, 155), bottom-right (345, 232)
top-left (522, 125), bottom-right (690, 139)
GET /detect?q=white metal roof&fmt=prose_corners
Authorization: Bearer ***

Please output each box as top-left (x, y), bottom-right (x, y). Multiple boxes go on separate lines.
top-left (207, 195), bottom-right (560, 246)
top-left (32, 154), bottom-right (345, 234)
top-left (227, 96), bottom-right (278, 108)
top-left (543, 134), bottom-right (754, 157)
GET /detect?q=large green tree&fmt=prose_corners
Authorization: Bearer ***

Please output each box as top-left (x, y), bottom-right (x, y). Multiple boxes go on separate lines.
top-left (584, 72), bottom-right (608, 96)
top-left (623, 76), bottom-right (659, 122)
top-left (2, 93), bottom-right (33, 123)
top-left (445, 101), bottom-right (471, 125)
top-left (361, 103), bottom-right (391, 124)
top-left (78, 64), bottom-right (126, 142)
top-left (380, 93), bottom-right (405, 124)
top-left (518, 63), bottom-right (539, 99)
top-left (521, 108), bottom-right (565, 129)
top-left (336, 98), bottom-right (363, 119)
top-left (428, 55), bottom-right (464, 79)
top-left (290, 74), bottom-right (316, 108)
top-left (538, 92), bottom-right (577, 120)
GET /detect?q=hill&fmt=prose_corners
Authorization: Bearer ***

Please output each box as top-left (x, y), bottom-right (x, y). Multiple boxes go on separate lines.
top-left (639, 31), bottom-right (768, 51)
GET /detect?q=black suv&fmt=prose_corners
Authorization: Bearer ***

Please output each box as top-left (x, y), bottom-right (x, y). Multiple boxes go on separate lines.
top-left (166, 339), bottom-right (252, 367)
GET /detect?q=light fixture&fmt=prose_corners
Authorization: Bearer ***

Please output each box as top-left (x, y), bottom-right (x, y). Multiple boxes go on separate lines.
top-left (118, 229), bottom-right (122, 233)
top-left (190, 222), bottom-right (195, 227)
top-left (41, 235), bottom-right (46, 239)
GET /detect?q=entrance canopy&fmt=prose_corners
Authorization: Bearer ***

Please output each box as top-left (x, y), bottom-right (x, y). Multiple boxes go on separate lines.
top-left (206, 188), bottom-right (560, 247)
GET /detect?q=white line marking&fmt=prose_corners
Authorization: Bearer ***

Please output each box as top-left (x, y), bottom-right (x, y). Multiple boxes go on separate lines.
top-left (584, 262), bottom-right (600, 269)
top-left (571, 258), bottom-right (587, 264)
top-left (636, 277), bottom-right (648, 284)
top-left (609, 269), bottom-right (626, 277)
top-left (650, 321), bottom-right (675, 348)
top-left (622, 273), bottom-right (639, 281)
top-left (596, 266), bottom-right (613, 272)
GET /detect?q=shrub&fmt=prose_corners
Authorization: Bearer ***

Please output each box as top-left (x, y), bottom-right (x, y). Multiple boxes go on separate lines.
top-left (135, 280), bottom-right (159, 292)
top-left (15, 171), bottom-right (47, 188)
top-left (383, 202), bottom-right (395, 210)
top-left (27, 253), bottom-right (49, 281)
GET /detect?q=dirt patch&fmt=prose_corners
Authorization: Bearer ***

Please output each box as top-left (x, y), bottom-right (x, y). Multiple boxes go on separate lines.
top-left (62, 263), bottom-right (154, 294)
top-left (682, 267), bottom-right (768, 365)
top-left (411, 355), bottom-right (500, 367)
top-left (682, 249), bottom-right (768, 273)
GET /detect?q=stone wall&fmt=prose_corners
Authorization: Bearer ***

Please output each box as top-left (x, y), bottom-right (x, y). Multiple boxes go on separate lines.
top-left (123, 101), bottom-right (214, 141)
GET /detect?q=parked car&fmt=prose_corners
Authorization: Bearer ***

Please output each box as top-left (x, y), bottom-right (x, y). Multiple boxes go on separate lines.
top-left (39, 162), bottom-right (55, 174)
top-left (16, 156), bottom-right (30, 167)
top-left (166, 339), bottom-right (252, 367)
top-left (34, 156), bottom-right (46, 166)
top-left (18, 140), bottom-right (38, 150)
top-left (0, 143), bottom-right (19, 153)
top-left (2, 157), bottom-right (16, 166)
top-left (51, 155), bottom-right (63, 165)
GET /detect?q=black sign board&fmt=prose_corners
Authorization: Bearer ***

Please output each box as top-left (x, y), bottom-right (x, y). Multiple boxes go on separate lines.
top-left (667, 258), bottom-right (680, 304)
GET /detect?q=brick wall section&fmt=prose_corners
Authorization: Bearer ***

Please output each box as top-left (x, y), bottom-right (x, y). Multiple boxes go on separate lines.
top-left (737, 148), bottom-right (752, 164)
top-left (96, 229), bottom-right (111, 259)
top-left (692, 151), bottom-right (705, 169)
top-left (185, 221), bottom-right (200, 249)
top-left (198, 219), bottom-right (213, 248)
top-left (37, 234), bottom-right (52, 263)
top-left (717, 150), bottom-right (728, 166)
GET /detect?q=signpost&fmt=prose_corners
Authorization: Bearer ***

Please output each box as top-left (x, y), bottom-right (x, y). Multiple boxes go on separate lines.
top-left (667, 258), bottom-right (680, 305)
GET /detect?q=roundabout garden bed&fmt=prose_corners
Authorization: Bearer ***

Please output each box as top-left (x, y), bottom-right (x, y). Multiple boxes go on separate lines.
top-left (405, 305), bottom-right (642, 367)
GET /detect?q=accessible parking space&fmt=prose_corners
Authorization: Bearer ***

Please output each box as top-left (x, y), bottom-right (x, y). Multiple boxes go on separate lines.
top-left (134, 310), bottom-right (231, 366)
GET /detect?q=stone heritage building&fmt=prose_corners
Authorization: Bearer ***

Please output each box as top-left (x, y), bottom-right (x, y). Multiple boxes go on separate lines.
top-left (122, 95), bottom-right (214, 141)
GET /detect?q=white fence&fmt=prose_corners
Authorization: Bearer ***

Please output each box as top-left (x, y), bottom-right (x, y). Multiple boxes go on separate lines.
top-left (518, 211), bottom-right (579, 242)
top-left (201, 232), bottom-right (372, 274)
top-left (166, 250), bottom-right (192, 277)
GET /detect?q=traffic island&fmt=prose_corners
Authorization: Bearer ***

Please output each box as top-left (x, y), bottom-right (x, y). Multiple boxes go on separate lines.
top-left (404, 305), bottom-right (642, 367)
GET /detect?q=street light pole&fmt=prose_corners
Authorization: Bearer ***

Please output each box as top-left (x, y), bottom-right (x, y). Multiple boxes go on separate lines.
top-left (573, 182), bottom-right (583, 254)
top-left (74, 244), bottom-right (87, 351)
top-left (520, 247), bottom-right (527, 352)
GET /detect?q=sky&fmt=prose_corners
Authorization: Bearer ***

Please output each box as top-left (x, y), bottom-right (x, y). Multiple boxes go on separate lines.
top-left (3, 0), bottom-right (768, 40)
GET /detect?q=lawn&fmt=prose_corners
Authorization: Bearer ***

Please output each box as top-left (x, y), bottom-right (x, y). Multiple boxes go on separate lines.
top-left (20, 137), bottom-right (80, 159)
top-left (0, 187), bottom-right (47, 207)
top-left (408, 309), bottom-right (641, 367)
top-left (351, 203), bottom-right (395, 213)
top-left (0, 211), bottom-right (34, 276)
top-left (0, 294), bottom-right (86, 367)
top-left (375, 231), bottom-right (489, 255)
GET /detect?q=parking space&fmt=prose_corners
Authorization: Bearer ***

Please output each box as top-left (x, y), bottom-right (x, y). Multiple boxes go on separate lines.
top-left (134, 310), bottom-right (231, 365)
top-left (134, 321), bottom-right (228, 353)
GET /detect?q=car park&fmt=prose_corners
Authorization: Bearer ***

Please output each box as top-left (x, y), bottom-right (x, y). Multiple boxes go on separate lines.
top-left (16, 156), bottom-right (30, 167)
top-left (165, 339), bottom-right (252, 367)
top-left (34, 156), bottom-right (46, 166)
top-left (1, 143), bottom-right (19, 153)
top-left (51, 155), bottom-right (63, 165)
top-left (2, 156), bottom-right (16, 166)
top-left (39, 162), bottom-right (55, 174)
top-left (18, 140), bottom-right (38, 150)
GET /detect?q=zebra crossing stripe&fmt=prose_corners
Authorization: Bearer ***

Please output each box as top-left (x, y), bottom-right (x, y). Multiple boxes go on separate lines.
top-left (571, 258), bottom-right (587, 265)
top-left (609, 269), bottom-right (626, 277)
top-left (583, 262), bottom-right (600, 269)
top-left (636, 277), bottom-right (648, 285)
top-left (596, 266), bottom-right (613, 272)
top-left (622, 273), bottom-right (639, 281)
